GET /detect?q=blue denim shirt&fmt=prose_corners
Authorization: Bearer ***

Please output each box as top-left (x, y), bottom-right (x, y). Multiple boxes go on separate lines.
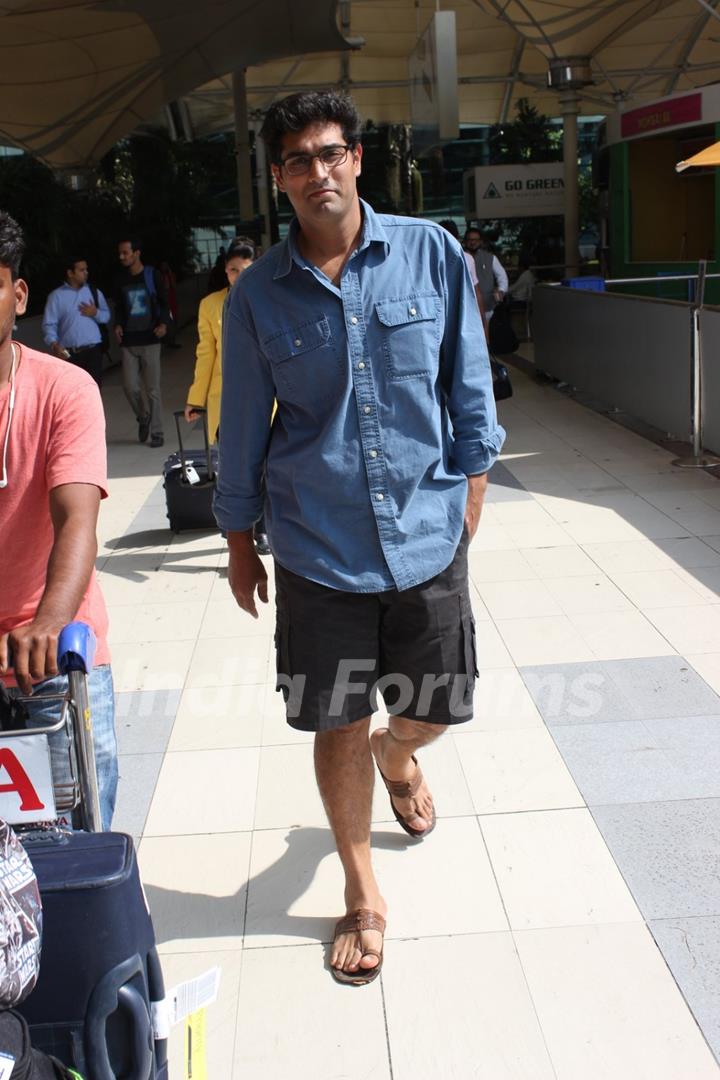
top-left (214, 200), bottom-right (505, 592)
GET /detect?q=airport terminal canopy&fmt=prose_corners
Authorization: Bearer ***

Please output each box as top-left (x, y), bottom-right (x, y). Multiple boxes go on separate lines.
top-left (184, 0), bottom-right (720, 137)
top-left (0, 0), bottom-right (353, 168)
top-left (1, 0), bottom-right (719, 166)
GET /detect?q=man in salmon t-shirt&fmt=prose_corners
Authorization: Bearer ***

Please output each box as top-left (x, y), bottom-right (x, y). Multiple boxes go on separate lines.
top-left (0, 211), bottom-right (117, 829)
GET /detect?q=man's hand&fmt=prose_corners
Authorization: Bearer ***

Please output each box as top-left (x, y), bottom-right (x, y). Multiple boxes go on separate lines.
top-left (153, 323), bottom-right (167, 339)
top-left (78, 301), bottom-right (97, 317)
top-left (184, 404), bottom-right (203, 423)
top-left (228, 531), bottom-right (268, 618)
top-left (464, 473), bottom-right (488, 541)
top-left (3, 483), bottom-right (102, 693)
top-left (0, 620), bottom-right (62, 695)
top-left (114, 325), bottom-right (123, 344)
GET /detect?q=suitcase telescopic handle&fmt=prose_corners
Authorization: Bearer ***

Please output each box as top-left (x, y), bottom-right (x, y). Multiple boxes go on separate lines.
top-left (173, 408), bottom-right (215, 483)
top-left (118, 984), bottom-right (154, 1080)
top-left (86, 957), bottom-right (154, 1080)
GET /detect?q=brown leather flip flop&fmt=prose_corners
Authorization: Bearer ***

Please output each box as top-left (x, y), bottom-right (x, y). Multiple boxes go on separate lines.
top-left (331, 908), bottom-right (385, 986)
top-left (375, 754), bottom-right (437, 839)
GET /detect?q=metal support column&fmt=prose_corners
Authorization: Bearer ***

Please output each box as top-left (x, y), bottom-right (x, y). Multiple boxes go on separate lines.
top-left (672, 259), bottom-right (720, 468)
top-left (560, 89), bottom-right (580, 279)
top-left (253, 119), bottom-right (272, 252)
top-left (232, 69), bottom-right (254, 226)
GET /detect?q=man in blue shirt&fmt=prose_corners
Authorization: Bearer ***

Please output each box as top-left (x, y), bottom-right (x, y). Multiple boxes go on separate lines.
top-left (42, 257), bottom-right (110, 386)
top-left (215, 91), bottom-right (505, 986)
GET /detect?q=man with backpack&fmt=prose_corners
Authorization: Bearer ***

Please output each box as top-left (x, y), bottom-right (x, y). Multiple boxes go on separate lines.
top-left (114, 236), bottom-right (170, 448)
top-left (41, 257), bottom-right (110, 387)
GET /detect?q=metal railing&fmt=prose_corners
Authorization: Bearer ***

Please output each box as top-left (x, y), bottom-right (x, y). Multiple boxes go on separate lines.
top-left (606, 273), bottom-right (720, 285)
top-left (549, 261), bottom-right (719, 468)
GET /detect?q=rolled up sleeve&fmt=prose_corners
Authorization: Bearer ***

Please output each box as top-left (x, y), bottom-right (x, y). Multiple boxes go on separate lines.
top-left (440, 242), bottom-right (506, 476)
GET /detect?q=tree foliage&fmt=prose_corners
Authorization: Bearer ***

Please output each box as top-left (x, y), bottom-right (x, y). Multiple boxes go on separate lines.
top-left (481, 97), bottom-right (597, 266)
top-left (488, 98), bottom-right (563, 165)
top-left (0, 154), bottom-right (125, 313)
top-left (98, 129), bottom-right (211, 271)
top-left (0, 128), bottom-right (230, 313)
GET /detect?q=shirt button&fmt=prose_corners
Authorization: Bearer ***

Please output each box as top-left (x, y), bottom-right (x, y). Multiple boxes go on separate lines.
top-left (409, 306), bottom-right (417, 316)
top-left (358, 361), bottom-right (365, 370)
top-left (363, 405), bottom-right (371, 414)
top-left (350, 316), bottom-right (358, 325)
top-left (375, 492), bottom-right (384, 501)
top-left (294, 338), bottom-right (302, 346)
top-left (369, 449), bottom-right (378, 458)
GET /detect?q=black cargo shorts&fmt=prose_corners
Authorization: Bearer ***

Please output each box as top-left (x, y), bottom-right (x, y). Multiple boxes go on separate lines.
top-left (273, 531), bottom-right (478, 732)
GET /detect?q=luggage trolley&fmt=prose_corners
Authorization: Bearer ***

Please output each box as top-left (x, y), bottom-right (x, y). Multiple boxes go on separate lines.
top-left (0, 621), bottom-right (103, 834)
top-left (1, 622), bottom-right (169, 1079)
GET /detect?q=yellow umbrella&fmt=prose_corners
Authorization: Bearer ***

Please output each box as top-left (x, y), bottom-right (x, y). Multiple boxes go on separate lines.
top-left (676, 141), bottom-right (720, 173)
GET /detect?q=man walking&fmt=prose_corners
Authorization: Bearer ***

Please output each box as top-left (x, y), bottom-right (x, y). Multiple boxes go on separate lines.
top-left (114, 236), bottom-right (169, 447)
top-left (215, 91), bottom-right (504, 985)
top-left (42, 256), bottom-right (110, 387)
top-left (0, 211), bottom-right (118, 829)
top-left (464, 226), bottom-right (509, 316)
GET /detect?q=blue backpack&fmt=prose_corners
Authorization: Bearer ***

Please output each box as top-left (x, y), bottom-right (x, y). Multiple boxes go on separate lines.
top-left (143, 265), bottom-right (157, 303)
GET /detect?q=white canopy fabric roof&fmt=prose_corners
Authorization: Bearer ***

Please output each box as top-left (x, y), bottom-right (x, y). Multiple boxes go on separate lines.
top-left (0, 0), bottom-right (352, 167)
top-left (1, 0), bottom-right (719, 167)
top-left (193, 0), bottom-right (720, 134)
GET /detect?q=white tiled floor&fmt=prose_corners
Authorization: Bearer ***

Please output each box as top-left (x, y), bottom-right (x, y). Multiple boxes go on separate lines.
top-left (514, 923), bottom-right (718, 1079)
top-left (102, 349), bottom-right (720, 1077)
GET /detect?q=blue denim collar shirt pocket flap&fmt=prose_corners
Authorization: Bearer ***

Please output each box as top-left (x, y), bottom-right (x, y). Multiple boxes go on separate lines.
top-left (375, 293), bottom-right (440, 327)
top-left (375, 292), bottom-right (441, 379)
top-left (264, 316), bottom-right (331, 362)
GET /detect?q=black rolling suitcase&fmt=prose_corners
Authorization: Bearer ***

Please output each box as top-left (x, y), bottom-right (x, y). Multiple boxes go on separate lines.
top-left (19, 832), bottom-right (168, 1080)
top-left (6, 626), bottom-right (168, 1080)
top-left (163, 409), bottom-right (219, 532)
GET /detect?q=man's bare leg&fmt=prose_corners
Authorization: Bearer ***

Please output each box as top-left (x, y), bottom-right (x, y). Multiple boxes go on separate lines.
top-left (370, 717), bottom-right (448, 832)
top-left (315, 716), bottom-right (386, 975)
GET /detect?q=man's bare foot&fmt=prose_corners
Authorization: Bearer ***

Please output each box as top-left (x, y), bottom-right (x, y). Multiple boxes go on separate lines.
top-left (370, 727), bottom-right (435, 833)
top-left (330, 894), bottom-right (388, 980)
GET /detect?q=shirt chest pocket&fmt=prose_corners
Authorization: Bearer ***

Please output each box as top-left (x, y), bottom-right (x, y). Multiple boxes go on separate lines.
top-left (263, 317), bottom-right (344, 405)
top-left (375, 293), bottom-right (442, 380)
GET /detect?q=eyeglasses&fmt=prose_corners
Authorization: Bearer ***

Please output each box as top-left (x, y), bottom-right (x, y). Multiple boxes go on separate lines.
top-left (279, 144), bottom-right (353, 177)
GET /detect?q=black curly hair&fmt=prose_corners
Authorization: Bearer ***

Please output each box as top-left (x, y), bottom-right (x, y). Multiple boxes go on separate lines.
top-left (259, 90), bottom-right (362, 165)
top-left (0, 211), bottom-right (25, 281)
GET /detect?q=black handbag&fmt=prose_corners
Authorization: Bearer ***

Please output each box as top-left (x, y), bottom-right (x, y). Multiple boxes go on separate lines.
top-left (488, 301), bottom-right (519, 355)
top-left (0, 1010), bottom-right (77, 1078)
top-left (490, 357), bottom-right (513, 401)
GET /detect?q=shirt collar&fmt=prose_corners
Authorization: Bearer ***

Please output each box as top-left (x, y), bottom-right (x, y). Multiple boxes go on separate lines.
top-left (273, 198), bottom-right (390, 280)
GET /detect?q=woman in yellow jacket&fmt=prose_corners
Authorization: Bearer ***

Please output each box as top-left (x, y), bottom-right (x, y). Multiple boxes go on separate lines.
top-left (185, 240), bottom-right (271, 553)
top-left (185, 240), bottom-right (255, 442)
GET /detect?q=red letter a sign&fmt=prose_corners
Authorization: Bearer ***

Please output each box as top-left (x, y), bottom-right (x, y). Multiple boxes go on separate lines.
top-left (0, 748), bottom-right (45, 811)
